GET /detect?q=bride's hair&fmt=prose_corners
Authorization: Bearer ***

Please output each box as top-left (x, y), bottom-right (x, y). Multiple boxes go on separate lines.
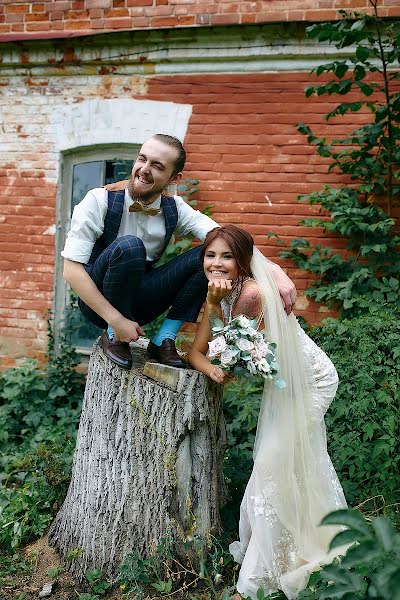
top-left (201, 225), bottom-right (254, 279)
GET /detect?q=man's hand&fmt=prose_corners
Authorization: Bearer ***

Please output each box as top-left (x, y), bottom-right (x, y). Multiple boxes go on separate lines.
top-left (63, 259), bottom-right (144, 341)
top-left (270, 265), bottom-right (297, 315)
top-left (207, 279), bottom-right (232, 306)
top-left (104, 180), bottom-right (129, 192)
top-left (110, 314), bottom-right (145, 343)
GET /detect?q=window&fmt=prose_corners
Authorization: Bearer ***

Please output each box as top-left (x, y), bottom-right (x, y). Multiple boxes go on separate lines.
top-left (54, 146), bottom-right (138, 353)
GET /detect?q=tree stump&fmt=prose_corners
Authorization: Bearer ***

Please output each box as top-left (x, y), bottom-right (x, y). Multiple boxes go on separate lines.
top-left (48, 339), bottom-right (226, 579)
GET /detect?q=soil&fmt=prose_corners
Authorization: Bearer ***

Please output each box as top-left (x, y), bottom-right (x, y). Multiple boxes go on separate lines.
top-left (0, 536), bottom-right (207, 600)
top-left (0, 535), bottom-right (127, 600)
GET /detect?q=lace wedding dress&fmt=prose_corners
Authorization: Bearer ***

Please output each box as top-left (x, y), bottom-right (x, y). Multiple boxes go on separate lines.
top-left (227, 250), bottom-right (347, 600)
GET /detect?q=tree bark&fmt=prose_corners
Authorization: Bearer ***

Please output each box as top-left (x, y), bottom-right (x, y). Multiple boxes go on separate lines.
top-left (48, 341), bottom-right (226, 579)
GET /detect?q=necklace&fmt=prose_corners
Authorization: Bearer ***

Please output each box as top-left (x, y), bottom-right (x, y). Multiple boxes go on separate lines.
top-left (220, 277), bottom-right (251, 324)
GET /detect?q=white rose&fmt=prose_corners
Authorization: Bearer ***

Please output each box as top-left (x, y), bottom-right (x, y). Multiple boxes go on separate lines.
top-left (252, 340), bottom-right (268, 360)
top-left (208, 335), bottom-right (227, 359)
top-left (220, 349), bottom-right (237, 367)
top-left (237, 315), bottom-right (250, 329)
top-left (236, 338), bottom-right (254, 352)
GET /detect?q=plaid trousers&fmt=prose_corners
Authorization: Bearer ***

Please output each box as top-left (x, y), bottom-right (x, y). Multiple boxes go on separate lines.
top-left (79, 235), bottom-right (208, 329)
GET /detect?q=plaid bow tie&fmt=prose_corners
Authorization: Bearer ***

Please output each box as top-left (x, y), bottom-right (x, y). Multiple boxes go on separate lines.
top-left (129, 200), bottom-right (160, 216)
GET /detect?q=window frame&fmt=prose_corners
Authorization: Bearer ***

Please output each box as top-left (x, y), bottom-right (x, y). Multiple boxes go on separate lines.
top-left (54, 145), bottom-right (139, 355)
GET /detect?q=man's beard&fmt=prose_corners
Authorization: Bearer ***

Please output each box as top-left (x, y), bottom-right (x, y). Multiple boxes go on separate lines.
top-left (128, 174), bottom-right (157, 204)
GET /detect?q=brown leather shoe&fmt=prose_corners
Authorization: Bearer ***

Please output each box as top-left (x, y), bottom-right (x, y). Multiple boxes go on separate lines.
top-left (99, 332), bottom-right (132, 369)
top-left (147, 339), bottom-right (187, 369)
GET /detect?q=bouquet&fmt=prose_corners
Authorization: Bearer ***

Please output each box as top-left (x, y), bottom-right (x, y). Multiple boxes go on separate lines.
top-left (208, 315), bottom-right (286, 388)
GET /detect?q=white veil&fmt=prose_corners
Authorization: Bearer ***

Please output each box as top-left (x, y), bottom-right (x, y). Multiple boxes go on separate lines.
top-left (229, 248), bottom-right (347, 599)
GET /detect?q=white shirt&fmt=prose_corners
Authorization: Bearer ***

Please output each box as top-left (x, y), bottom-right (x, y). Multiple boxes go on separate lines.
top-left (61, 188), bottom-right (219, 264)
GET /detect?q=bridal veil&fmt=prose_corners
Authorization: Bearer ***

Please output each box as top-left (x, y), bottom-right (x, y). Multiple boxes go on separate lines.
top-left (229, 248), bottom-right (347, 599)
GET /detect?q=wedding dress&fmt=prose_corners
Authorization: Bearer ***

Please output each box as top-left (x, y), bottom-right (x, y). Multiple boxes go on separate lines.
top-left (228, 249), bottom-right (347, 600)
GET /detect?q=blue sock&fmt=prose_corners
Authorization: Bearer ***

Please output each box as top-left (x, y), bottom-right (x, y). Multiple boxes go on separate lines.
top-left (107, 325), bottom-right (115, 340)
top-left (151, 318), bottom-right (184, 347)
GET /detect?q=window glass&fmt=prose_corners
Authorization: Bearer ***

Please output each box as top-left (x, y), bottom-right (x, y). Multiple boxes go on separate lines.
top-left (71, 161), bottom-right (103, 210)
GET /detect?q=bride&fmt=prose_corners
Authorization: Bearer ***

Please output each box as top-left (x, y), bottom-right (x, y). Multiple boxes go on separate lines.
top-left (188, 225), bottom-right (347, 599)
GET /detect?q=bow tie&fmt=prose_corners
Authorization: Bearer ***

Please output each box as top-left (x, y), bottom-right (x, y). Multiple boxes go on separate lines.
top-left (129, 200), bottom-right (160, 216)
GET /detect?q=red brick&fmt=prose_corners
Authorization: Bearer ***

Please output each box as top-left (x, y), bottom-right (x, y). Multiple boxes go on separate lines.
top-left (303, 9), bottom-right (341, 19)
top-left (26, 20), bottom-right (51, 29)
top-left (91, 18), bottom-right (105, 27)
top-left (178, 14), bottom-right (195, 23)
top-left (145, 5), bottom-right (172, 15)
top-left (387, 6), bottom-right (400, 16)
top-left (126, 0), bottom-right (152, 5)
top-left (63, 9), bottom-right (91, 19)
top-left (107, 16), bottom-right (133, 26)
top-left (191, 3), bottom-right (218, 14)
top-left (149, 15), bottom-right (179, 25)
top-left (47, 2), bottom-right (70, 10)
top-left (4, 4), bottom-right (30, 13)
top-left (240, 13), bottom-right (256, 22)
top-left (86, 0), bottom-right (111, 7)
top-left (89, 8), bottom-right (103, 17)
top-left (129, 15), bottom-right (148, 24)
top-left (64, 19), bottom-right (91, 28)
top-left (218, 2), bottom-right (239, 12)
top-left (103, 7), bottom-right (130, 16)
top-left (5, 13), bottom-right (24, 22)
top-left (210, 13), bottom-right (239, 24)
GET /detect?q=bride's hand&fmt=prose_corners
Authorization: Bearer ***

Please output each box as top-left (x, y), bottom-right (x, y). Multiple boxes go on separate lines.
top-left (103, 180), bottom-right (129, 191)
top-left (208, 365), bottom-right (230, 384)
top-left (207, 279), bottom-right (232, 306)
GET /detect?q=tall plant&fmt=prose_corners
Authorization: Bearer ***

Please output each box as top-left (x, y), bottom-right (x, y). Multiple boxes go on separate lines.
top-left (280, 2), bottom-right (400, 317)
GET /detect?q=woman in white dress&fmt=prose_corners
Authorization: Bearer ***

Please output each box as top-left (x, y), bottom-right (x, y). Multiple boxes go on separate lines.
top-left (188, 225), bottom-right (347, 599)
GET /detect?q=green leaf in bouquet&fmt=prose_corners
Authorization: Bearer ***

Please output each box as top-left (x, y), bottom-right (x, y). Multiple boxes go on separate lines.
top-left (238, 328), bottom-right (252, 336)
top-left (211, 319), bottom-right (224, 333)
top-left (232, 365), bottom-right (249, 378)
top-left (241, 354), bottom-right (252, 361)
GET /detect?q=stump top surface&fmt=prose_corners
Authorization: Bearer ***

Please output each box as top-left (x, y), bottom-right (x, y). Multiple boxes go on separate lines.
top-left (94, 337), bottom-right (197, 392)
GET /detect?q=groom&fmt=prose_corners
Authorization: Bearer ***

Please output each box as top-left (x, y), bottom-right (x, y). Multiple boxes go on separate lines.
top-left (62, 133), bottom-right (297, 370)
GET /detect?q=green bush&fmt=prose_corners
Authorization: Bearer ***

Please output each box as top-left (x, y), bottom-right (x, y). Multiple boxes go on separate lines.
top-left (309, 305), bottom-right (400, 507)
top-left (279, 5), bottom-right (400, 318)
top-left (296, 508), bottom-right (400, 600)
top-left (222, 377), bottom-right (263, 531)
top-left (0, 333), bottom-right (84, 551)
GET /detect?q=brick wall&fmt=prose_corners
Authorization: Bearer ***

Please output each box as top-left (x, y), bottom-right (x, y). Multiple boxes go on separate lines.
top-left (2, 67), bottom-right (392, 362)
top-left (0, 0), bottom-right (399, 38)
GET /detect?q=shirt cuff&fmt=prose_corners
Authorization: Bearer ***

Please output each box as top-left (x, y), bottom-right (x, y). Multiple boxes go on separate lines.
top-left (61, 238), bottom-right (94, 264)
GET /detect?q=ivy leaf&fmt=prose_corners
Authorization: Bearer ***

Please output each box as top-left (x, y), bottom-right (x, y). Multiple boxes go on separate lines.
top-left (335, 62), bottom-right (349, 78)
top-left (357, 82), bottom-right (374, 96)
top-left (354, 64), bottom-right (366, 81)
top-left (356, 46), bottom-right (370, 61)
